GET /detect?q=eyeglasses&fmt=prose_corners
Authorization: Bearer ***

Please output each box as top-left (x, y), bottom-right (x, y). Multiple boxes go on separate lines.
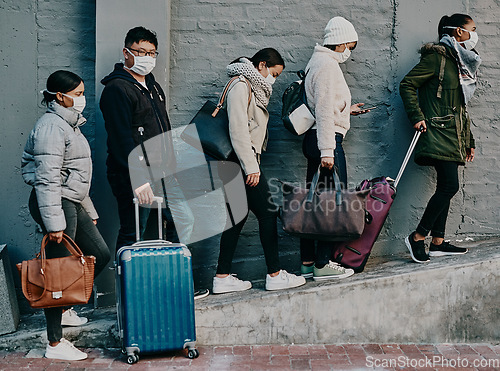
top-left (127, 47), bottom-right (159, 58)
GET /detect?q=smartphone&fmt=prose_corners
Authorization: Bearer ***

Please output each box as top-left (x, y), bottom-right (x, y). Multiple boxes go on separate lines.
top-left (353, 106), bottom-right (377, 113)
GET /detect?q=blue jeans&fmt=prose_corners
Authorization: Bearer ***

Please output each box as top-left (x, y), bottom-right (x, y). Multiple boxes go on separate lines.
top-left (107, 171), bottom-right (194, 251)
top-left (300, 130), bottom-right (347, 267)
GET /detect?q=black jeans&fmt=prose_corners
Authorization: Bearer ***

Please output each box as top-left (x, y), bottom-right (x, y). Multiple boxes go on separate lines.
top-left (216, 162), bottom-right (281, 275)
top-left (416, 160), bottom-right (459, 238)
top-left (29, 190), bottom-right (111, 343)
top-left (300, 130), bottom-right (347, 267)
top-left (107, 171), bottom-right (182, 251)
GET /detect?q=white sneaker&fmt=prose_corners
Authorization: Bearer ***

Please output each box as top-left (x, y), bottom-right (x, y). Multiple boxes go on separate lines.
top-left (265, 270), bottom-right (306, 291)
top-left (61, 308), bottom-right (88, 327)
top-left (45, 338), bottom-right (88, 361)
top-left (212, 274), bottom-right (252, 294)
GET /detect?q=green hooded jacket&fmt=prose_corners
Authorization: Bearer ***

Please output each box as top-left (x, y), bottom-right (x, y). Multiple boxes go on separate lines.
top-left (400, 43), bottom-right (475, 166)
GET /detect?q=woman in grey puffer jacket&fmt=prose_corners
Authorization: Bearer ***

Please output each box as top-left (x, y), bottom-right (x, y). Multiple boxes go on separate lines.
top-left (21, 70), bottom-right (110, 361)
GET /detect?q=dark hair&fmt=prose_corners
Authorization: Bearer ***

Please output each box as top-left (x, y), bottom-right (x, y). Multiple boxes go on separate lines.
top-left (41, 70), bottom-right (83, 107)
top-left (324, 41), bottom-right (358, 51)
top-left (230, 47), bottom-right (285, 69)
top-left (438, 14), bottom-right (473, 38)
top-left (125, 26), bottom-right (158, 49)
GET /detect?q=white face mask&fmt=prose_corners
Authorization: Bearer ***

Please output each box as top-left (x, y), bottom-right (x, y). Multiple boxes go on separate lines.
top-left (443, 26), bottom-right (479, 50)
top-left (63, 93), bottom-right (86, 113)
top-left (125, 48), bottom-right (156, 76)
top-left (265, 67), bottom-right (276, 85)
top-left (460, 28), bottom-right (478, 50)
top-left (333, 45), bottom-right (351, 63)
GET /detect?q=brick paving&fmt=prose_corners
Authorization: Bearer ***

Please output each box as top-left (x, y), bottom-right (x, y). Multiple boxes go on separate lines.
top-left (0, 344), bottom-right (498, 370)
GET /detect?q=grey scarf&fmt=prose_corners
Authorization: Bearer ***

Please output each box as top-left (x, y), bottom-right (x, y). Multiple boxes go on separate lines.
top-left (226, 58), bottom-right (272, 107)
top-left (440, 34), bottom-right (481, 104)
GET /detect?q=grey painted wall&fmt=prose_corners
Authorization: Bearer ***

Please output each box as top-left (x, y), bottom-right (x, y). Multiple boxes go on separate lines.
top-left (93, 0), bottom-right (172, 306)
top-left (0, 0), bottom-right (98, 312)
top-left (168, 0), bottom-right (500, 286)
top-left (1, 0), bottom-right (499, 304)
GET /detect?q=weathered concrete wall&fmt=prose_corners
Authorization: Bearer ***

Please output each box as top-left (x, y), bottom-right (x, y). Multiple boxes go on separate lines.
top-left (195, 240), bottom-right (500, 345)
top-left (0, 0), bottom-right (97, 301)
top-left (168, 0), bottom-right (500, 286)
top-left (1, 0), bottom-right (499, 299)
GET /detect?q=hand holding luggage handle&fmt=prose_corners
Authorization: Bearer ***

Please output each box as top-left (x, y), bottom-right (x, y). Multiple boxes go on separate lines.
top-left (394, 127), bottom-right (424, 188)
top-left (133, 196), bottom-right (163, 242)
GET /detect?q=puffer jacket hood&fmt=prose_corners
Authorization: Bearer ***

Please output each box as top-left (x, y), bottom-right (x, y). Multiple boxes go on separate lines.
top-left (22, 103), bottom-right (98, 232)
top-left (420, 43), bottom-right (448, 57)
top-left (47, 101), bottom-right (87, 128)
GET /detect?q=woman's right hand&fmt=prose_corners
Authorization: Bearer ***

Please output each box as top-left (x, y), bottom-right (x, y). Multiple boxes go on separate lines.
top-left (414, 120), bottom-right (427, 132)
top-left (48, 231), bottom-right (64, 244)
top-left (321, 157), bottom-right (334, 170)
top-left (246, 172), bottom-right (261, 187)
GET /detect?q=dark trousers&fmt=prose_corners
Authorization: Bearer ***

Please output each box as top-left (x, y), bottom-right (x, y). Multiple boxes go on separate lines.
top-left (216, 164), bottom-right (280, 275)
top-left (107, 171), bottom-right (180, 251)
top-left (300, 130), bottom-right (347, 267)
top-left (28, 190), bottom-right (111, 343)
top-left (416, 160), bottom-right (459, 238)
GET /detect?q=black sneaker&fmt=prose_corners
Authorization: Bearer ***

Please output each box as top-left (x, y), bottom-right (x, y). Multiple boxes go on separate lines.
top-left (194, 289), bottom-right (209, 300)
top-left (429, 241), bottom-right (468, 257)
top-left (405, 232), bottom-right (430, 263)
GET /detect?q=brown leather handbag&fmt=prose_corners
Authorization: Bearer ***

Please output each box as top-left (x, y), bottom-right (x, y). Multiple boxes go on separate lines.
top-left (17, 234), bottom-right (95, 309)
top-left (281, 167), bottom-right (370, 241)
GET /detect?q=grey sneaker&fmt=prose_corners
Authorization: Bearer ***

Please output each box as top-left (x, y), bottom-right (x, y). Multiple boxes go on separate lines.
top-left (405, 232), bottom-right (430, 263)
top-left (313, 261), bottom-right (355, 281)
top-left (265, 270), bottom-right (306, 291)
top-left (212, 274), bottom-right (252, 294)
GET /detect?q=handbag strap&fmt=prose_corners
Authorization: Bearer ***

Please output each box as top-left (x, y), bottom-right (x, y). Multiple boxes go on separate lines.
top-left (40, 234), bottom-right (84, 272)
top-left (24, 234), bottom-right (85, 303)
top-left (306, 165), bottom-right (342, 206)
top-left (212, 75), bottom-right (252, 117)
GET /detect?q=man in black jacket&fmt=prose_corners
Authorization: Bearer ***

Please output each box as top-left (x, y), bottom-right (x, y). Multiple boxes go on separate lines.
top-left (100, 27), bottom-right (195, 257)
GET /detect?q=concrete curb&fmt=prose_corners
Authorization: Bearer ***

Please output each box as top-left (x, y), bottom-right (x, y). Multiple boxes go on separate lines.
top-left (0, 238), bottom-right (498, 350)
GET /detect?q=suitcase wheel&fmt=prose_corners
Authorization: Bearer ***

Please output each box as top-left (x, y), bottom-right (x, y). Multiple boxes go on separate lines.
top-left (127, 354), bottom-right (139, 364)
top-left (187, 348), bottom-right (199, 359)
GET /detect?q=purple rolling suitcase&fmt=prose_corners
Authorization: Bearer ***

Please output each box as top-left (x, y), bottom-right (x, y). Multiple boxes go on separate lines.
top-left (332, 130), bottom-right (422, 272)
top-left (115, 197), bottom-right (198, 364)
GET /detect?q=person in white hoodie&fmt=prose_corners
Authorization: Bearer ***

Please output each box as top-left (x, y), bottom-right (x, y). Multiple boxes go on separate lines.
top-left (300, 17), bottom-right (371, 281)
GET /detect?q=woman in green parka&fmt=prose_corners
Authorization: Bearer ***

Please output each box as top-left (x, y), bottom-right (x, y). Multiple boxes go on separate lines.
top-left (400, 13), bottom-right (481, 263)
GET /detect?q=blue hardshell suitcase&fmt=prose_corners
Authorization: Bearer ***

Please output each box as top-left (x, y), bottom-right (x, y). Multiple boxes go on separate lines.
top-left (116, 197), bottom-right (198, 364)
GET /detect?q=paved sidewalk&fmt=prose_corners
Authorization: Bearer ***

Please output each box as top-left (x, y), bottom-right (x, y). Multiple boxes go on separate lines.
top-left (1, 343), bottom-right (499, 370)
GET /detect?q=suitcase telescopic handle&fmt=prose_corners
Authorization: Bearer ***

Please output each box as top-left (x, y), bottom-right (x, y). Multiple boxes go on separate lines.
top-left (394, 128), bottom-right (423, 188)
top-left (134, 196), bottom-right (163, 242)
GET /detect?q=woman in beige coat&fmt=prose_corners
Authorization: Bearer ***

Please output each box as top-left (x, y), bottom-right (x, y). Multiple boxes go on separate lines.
top-left (212, 48), bottom-right (306, 294)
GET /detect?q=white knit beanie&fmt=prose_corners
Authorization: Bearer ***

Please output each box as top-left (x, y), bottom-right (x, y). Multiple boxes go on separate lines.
top-left (323, 16), bottom-right (358, 45)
